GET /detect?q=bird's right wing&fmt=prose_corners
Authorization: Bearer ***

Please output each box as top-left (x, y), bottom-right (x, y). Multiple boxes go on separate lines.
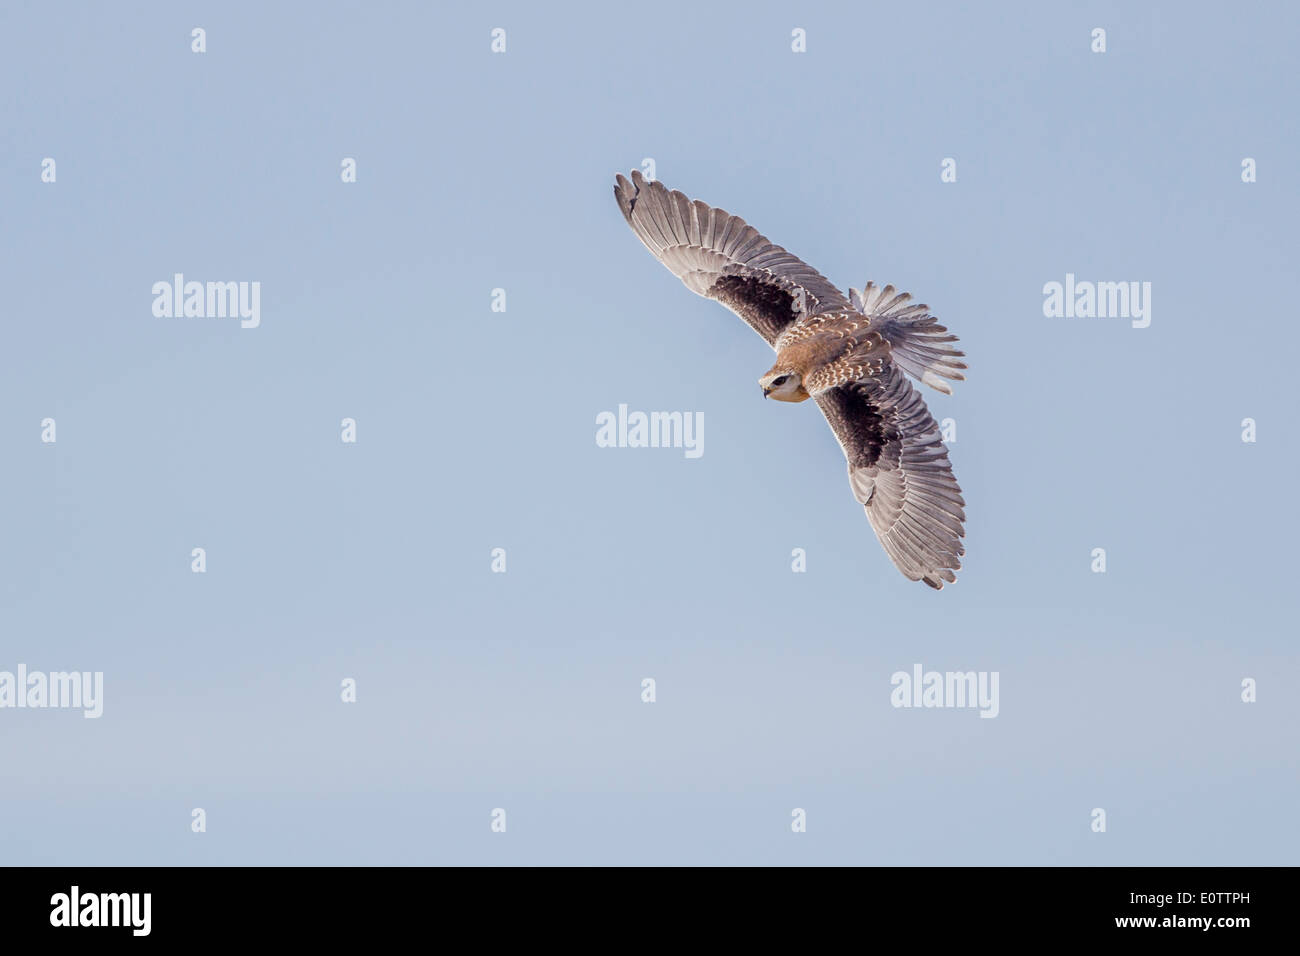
top-left (816, 365), bottom-right (965, 589)
top-left (614, 170), bottom-right (851, 347)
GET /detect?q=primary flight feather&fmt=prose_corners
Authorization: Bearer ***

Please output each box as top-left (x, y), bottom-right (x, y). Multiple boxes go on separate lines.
top-left (613, 170), bottom-right (968, 589)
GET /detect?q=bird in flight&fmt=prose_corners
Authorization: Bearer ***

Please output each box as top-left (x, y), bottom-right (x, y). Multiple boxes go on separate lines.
top-left (614, 170), bottom-right (968, 588)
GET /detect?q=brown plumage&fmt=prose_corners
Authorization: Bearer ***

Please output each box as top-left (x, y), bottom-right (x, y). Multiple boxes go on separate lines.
top-left (613, 170), bottom-right (968, 589)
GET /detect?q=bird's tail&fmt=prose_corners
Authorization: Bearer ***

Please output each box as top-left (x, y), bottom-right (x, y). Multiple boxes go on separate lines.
top-left (850, 282), bottom-right (966, 395)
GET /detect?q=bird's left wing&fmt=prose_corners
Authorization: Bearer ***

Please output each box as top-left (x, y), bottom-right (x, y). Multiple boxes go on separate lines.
top-left (614, 170), bottom-right (851, 347)
top-left (815, 365), bottom-right (965, 589)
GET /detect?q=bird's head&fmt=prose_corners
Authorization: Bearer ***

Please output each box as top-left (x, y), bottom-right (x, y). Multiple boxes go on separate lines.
top-left (759, 367), bottom-right (809, 403)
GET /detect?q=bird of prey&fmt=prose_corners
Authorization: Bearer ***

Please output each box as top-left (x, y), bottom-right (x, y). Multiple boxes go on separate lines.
top-left (613, 170), bottom-right (968, 588)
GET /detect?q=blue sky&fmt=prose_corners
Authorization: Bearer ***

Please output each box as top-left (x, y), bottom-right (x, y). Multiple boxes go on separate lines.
top-left (1, 1), bottom-right (1296, 864)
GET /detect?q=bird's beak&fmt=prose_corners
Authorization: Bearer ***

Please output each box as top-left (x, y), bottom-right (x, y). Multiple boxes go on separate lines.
top-left (762, 386), bottom-right (771, 399)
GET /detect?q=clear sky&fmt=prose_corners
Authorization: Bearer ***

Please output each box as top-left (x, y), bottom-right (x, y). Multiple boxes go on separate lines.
top-left (1, 1), bottom-right (1296, 864)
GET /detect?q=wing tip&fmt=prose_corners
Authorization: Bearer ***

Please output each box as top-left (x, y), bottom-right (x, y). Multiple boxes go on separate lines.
top-left (920, 565), bottom-right (959, 589)
top-left (613, 172), bottom-right (638, 221)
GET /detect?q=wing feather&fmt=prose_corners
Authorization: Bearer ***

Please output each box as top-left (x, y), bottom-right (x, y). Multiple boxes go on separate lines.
top-left (815, 365), bottom-right (965, 589)
top-left (614, 171), bottom-right (850, 347)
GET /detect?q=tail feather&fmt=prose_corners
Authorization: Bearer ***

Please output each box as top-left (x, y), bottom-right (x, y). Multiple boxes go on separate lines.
top-left (849, 282), bottom-right (966, 395)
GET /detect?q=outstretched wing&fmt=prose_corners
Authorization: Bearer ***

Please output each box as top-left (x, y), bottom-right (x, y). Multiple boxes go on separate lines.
top-left (816, 365), bottom-right (965, 588)
top-left (614, 170), bottom-right (850, 347)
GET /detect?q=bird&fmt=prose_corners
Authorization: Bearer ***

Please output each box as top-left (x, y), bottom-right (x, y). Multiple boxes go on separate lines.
top-left (613, 170), bottom-right (968, 589)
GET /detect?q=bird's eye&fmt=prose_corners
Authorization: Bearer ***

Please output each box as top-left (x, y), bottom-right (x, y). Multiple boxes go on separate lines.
top-left (771, 375), bottom-right (788, 387)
